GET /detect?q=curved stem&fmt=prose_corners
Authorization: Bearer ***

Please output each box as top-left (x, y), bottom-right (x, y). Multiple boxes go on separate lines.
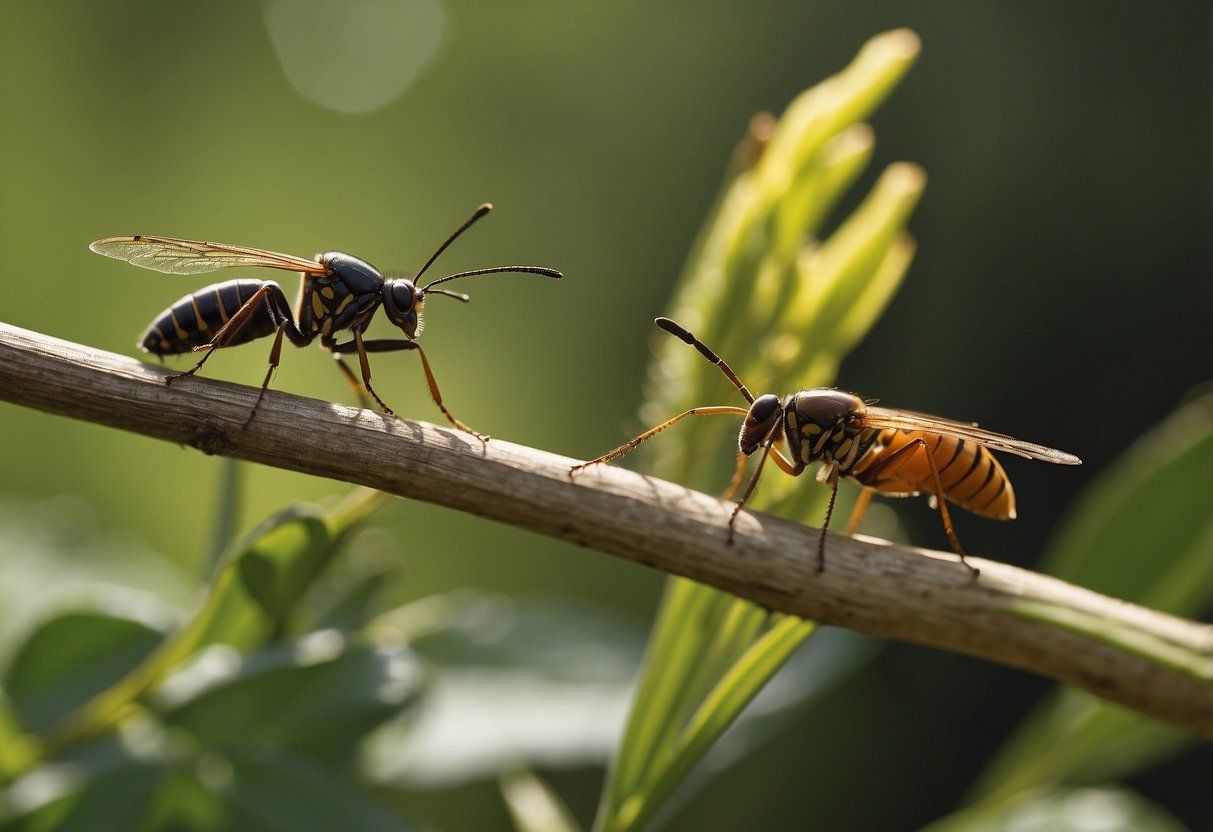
top-left (1, 322), bottom-right (1211, 738)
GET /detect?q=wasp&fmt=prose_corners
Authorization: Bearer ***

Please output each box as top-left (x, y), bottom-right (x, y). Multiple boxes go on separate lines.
top-left (90, 204), bottom-right (561, 436)
top-left (571, 317), bottom-right (1081, 575)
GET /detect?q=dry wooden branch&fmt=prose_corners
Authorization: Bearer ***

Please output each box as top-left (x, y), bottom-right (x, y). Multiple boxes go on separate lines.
top-left (1, 321), bottom-right (1211, 737)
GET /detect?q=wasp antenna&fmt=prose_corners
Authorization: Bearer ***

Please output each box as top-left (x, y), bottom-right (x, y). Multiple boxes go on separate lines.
top-left (420, 265), bottom-right (562, 294)
top-left (655, 317), bottom-right (755, 404)
top-left (427, 288), bottom-right (471, 302)
top-left (413, 203), bottom-right (494, 283)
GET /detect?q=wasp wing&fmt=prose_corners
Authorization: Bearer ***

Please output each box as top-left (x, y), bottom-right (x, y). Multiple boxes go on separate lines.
top-left (864, 406), bottom-right (1081, 465)
top-left (89, 235), bottom-right (327, 276)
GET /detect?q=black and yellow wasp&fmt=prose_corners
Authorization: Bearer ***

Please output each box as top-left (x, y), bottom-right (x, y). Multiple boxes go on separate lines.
top-left (90, 204), bottom-right (561, 436)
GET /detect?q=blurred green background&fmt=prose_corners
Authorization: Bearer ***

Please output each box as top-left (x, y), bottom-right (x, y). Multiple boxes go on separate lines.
top-left (0, 2), bottom-right (1208, 831)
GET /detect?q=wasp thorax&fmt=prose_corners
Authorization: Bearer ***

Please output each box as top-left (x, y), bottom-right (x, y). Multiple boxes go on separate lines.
top-left (784, 389), bottom-right (867, 466)
top-left (322, 251), bottom-right (384, 295)
top-left (794, 389), bottom-right (865, 429)
top-left (738, 393), bottom-right (783, 455)
top-left (383, 280), bottom-right (421, 338)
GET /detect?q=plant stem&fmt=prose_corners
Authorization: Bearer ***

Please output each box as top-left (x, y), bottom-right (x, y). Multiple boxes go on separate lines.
top-left (1, 321), bottom-right (1210, 737)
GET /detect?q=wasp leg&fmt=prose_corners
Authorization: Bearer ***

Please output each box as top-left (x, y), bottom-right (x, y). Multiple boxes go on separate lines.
top-left (332, 354), bottom-right (373, 409)
top-left (166, 283), bottom-right (299, 429)
top-left (569, 406), bottom-right (749, 476)
top-left (242, 321), bottom-right (289, 429)
top-left (331, 334), bottom-right (487, 442)
top-left (856, 438), bottom-right (978, 578)
top-left (720, 451), bottom-right (751, 502)
top-left (831, 486), bottom-right (877, 572)
top-left (725, 423), bottom-right (803, 544)
top-left (844, 488), bottom-right (875, 536)
top-left (815, 477), bottom-right (841, 573)
top-left (169, 283), bottom-right (284, 383)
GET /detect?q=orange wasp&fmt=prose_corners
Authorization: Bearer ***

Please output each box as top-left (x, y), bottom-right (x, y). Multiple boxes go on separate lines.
top-left (572, 317), bottom-right (1081, 575)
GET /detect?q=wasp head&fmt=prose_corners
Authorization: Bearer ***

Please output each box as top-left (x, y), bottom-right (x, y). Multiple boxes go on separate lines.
top-left (738, 393), bottom-right (784, 455)
top-left (382, 279), bottom-right (422, 338)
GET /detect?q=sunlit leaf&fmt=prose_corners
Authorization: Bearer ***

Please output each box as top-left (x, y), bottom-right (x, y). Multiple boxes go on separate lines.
top-left (596, 30), bottom-right (924, 832)
top-left (197, 488), bottom-right (391, 650)
top-left (501, 768), bottom-right (583, 832)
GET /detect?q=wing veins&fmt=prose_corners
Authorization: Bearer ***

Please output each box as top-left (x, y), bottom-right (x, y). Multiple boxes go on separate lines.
top-left (89, 235), bottom-right (326, 276)
top-left (865, 406), bottom-right (1081, 464)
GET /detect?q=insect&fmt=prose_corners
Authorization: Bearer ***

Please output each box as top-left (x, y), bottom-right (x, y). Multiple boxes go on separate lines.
top-left (571, 317), bottom-right (1081, 575)
top-left (90, 203), bottom-right (562, 436)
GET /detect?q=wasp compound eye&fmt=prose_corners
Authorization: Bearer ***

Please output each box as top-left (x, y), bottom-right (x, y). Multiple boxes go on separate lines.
top-left (739, 393), bottom-right (783, 454)
top-left (384, 280), bottom-right (416, 323)
top-left (747, 393), bottom-right (782, 426)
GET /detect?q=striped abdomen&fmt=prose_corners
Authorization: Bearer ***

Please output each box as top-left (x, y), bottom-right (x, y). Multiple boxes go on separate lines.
top-left (139, 279), bottom-right (279, 355)
top-left (850, 428), bottom-right (1016, 519)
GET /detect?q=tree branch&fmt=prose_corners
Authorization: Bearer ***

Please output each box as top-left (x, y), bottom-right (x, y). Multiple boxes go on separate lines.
top-left (2, 321), bottom-right (1210, 737)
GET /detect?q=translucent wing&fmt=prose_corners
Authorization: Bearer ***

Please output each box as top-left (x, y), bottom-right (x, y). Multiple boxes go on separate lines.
top-left (89, 235), bottom-right (327, 276)
top-left (864, 406), bottom-right (1082, 465)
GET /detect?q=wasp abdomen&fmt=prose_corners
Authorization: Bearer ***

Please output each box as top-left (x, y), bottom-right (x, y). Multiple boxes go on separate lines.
top-left (854, 429), bottom-right (1016, 520)
top-left (139, 279), bottom-right (280, 355)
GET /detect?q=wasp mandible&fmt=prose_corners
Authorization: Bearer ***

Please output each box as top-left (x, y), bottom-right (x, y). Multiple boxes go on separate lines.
top-left (90, 203), bottom-right (562, 437)
top-left (571, 317), bottom-right (1081, 575)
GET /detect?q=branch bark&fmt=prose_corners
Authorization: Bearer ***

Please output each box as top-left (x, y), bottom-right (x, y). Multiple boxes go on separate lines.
top-left (2, 321), bottom-right (1211, 737)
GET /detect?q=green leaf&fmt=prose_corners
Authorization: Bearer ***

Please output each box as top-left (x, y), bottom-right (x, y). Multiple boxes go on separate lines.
top-left (29, 488), bottom-right (390, 764)
top-left (364, 593), bottom-right (642, 789)
top-left (0, 689), bottom-right (37, 779)
top-left (605, 581), bottom-right (730, 810)
top-left (610, 616), bottom-right (814, 832)
top-left (920, 785), bottom-right (1189, 832)
top-left (2, 733), bottom-right (417, 832)
top-left (0, 496), bottom-right (194, 668)
top-left (234, 513), bottom-right (333, 634)
top-left (963, 391), bottom-right (1213, 808)
top-left (197, 487), bottom-right (391, 650)
top-left (1040, 390), bottom-right (1213, 613)
top-left (501, 768), bottom-right (583, 832)
top-left (596, 30), bottom-right (925, 832)
top-left (161, 633), bottom-right (422, 767)
top-left (312, 529), bottom-right (402, 632)
top-left (780, 168), bottom-right (923, 385)
top-left (3, 629), bottom-right (419, 830)
top-left (3, 612), bottom-right (163, 733)
top-left (138, 765), bottom-right (227, 832)
top-left (2, 753), bottom-right (161, 832)
top-left (224, 745), bottom-right (418, 832)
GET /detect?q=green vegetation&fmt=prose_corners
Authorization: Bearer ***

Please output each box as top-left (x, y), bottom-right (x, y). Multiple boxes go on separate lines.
top-left (1, 7), bottom-right (1209, 831)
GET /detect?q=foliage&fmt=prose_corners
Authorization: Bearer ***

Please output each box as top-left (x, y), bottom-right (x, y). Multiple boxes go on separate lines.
top-left (929, 391), bottom-right (1213, 831)
top-left (0, 494), bottom-right (647, 830)
top-left (0, 23), bottom-right (1208, 832)
top-left (592, 29), bottom-right (925, 832)
top-left (0, 488), bottom-right (425, 830)
top-left (554, 28), bottom-right (1210, 832)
